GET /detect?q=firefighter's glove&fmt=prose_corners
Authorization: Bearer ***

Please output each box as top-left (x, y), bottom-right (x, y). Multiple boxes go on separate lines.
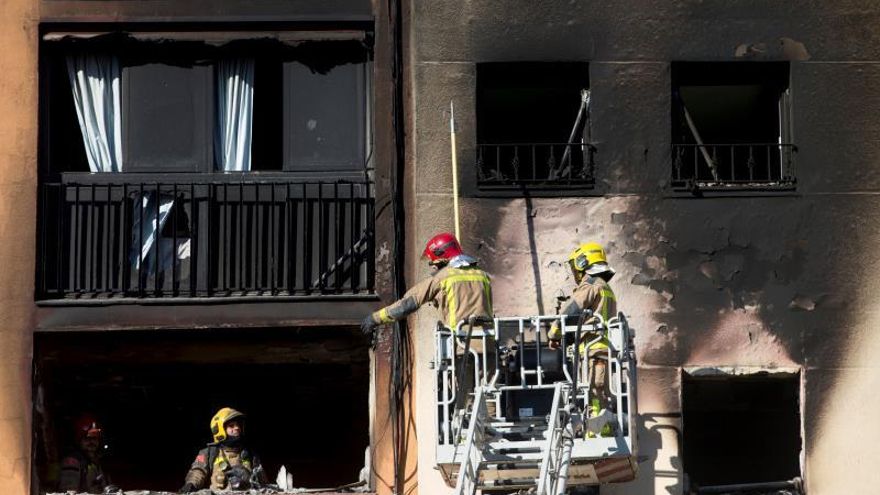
top-left (548, 322), bottom-right (562, 350)
top-left (179, 482), bottom-right (196, 493)
top-left (227, 466), bottom-right (252, 490)
top-left (361, 314), bottom-right (379, 336)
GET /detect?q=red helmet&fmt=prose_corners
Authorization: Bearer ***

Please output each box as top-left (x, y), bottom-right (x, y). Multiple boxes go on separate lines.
top-left (74, 414), bottom-right (102, 442)
top-left (423, 233), bottom-right (463, 265)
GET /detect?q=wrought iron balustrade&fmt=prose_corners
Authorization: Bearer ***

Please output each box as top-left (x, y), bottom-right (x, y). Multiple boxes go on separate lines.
top-left (476, 142), bottom-right (596, 189)
top-left (36, 176), bottom-right (375, 300)
top-left (672, 143), bottom-right (797, 191)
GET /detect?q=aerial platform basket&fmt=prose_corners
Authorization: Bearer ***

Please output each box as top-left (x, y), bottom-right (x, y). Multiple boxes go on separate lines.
top-left (433, 311), bottom-right (638, 494)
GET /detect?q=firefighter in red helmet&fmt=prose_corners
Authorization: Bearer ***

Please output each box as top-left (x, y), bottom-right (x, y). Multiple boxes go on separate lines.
top-left (58, 415), bottom-right (118, 494)
top-left (361, 232), bottom-right (493, 335)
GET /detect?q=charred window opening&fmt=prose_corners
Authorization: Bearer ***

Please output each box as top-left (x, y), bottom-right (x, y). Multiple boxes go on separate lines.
top-left (476, 62), bottom-right (594, 191)
top-left (32, 327), bottom-right (371, 493)
top-left (681, 373), bottom-right (802, 491)
top-left (671, 62), bottom-right (795, 192)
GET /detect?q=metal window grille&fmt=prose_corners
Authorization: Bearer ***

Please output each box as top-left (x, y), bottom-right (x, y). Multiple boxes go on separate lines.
top-left (671, 143), bottom-right (797, 192)
top-left (476, 142), bottom-right (596, 190)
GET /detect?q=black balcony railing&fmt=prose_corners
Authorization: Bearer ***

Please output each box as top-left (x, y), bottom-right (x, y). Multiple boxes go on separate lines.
top-left (476, 142), bottom-right (596, 189)
top-left (672, 143), bottom-right (797, 191)
top-left (36, 176), bottom-right (375, 300)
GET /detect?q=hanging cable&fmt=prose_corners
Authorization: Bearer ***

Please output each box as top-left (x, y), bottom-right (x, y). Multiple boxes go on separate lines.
top-left (387, 0), bottom-right (411, 493)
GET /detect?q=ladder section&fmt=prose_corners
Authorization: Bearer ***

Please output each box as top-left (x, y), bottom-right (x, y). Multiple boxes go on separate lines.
top-left (454, 386), bottom-right (489, 495)
top-left (454, 383), bottom-right (578, 494)
top-left (536, 382), bottom-right (575, 495)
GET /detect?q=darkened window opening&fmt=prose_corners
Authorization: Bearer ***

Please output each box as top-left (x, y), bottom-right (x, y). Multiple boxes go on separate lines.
top-left (476, 62), bottom-right (594, 190)
top-left (681, 373), bottom-right (802, 491)
top-left (33, 328), bottom-right (371, 493)
top-left (672, 62), bottom-right (795, 192)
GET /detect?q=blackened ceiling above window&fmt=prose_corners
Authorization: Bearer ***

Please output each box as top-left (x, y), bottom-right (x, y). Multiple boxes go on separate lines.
top-left (43, 32), bottom-right (373, 71)
top-left (40, 0), bottom-right (372, 23)
top-left (43, 29), bottom-right (368, 44)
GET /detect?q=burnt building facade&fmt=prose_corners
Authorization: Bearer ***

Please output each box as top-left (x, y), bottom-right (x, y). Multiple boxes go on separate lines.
top-left (403, 2), bottom-right (880, 495)
top-left (2, 1), bottom-right (880, 495)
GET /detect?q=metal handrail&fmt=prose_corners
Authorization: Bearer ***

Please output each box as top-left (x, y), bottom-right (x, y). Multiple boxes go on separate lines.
top-left (476, 142), bottom-right (596, 187)
top-left (672, 142), bottom-right (797, 189)
top-left (36, 178), bottom-right (375, 300)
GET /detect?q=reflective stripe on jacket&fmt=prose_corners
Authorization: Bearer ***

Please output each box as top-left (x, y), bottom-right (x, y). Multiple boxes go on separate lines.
top-left (548, 276), bottom-right (617, 352)
top-left (372, 263), bottom-right (493, 328)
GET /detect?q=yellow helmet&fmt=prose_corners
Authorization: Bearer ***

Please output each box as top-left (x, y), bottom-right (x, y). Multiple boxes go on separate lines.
top-left (210, 407), bottom-right (245, 443)
top-left (567, 242), bottom-right (613, 283)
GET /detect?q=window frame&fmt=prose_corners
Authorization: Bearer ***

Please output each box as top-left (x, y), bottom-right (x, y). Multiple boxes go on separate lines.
top-left (670, 61), bottom-right (797, 194)
top-left (472, 61), bottom-right (598, 196)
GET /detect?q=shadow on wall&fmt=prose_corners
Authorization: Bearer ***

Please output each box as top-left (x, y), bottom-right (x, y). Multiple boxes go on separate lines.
top-left (604, 414), bottom-right (683, 495)
top-left (470, 188), bottom-right (868, 492)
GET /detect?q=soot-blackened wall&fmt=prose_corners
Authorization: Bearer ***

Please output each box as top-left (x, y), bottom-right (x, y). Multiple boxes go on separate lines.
top-left (407, 2), bottom-right (880, 494)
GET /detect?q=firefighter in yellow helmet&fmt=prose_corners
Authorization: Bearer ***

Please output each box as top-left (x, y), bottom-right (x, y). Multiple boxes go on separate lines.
top-left (180, 407), bottom-right (267, 493)
top-left (548, 242), bottom-right (617, 436)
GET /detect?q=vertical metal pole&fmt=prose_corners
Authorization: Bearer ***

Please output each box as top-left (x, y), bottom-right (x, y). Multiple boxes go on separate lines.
top-left (56, 184), bottom-right (64, 294)
top-left (238, 182), bottom-right (244, 292)
top-left (334, 181), bottom-right (342, 292)
top-left (121, 183), bottom-right (128, 294)
top-left (73, 185), bottom-right (80, 292)
top-left (137, 184), bottom-right (145, 296)
top-left (89, 183), bottom-right (96, 293)
top-left (191, 181), bottom-right (197, 296)
top-left (304, 183), bottom-right (313, 294)
top-left (253, 183), bottom-right (260, 292)
top-left (172, 183), bottom-right (178, 295)
top-left (270, 182), bottom-right (276, 294)
top-left (350, 182), bottom-right (357, 293)
top-left (318, 182), bottom-right (326, 292)
top-left (450, 101), bottom-right (461, 241)
top-left (154, 184), bottom-right (160, 296)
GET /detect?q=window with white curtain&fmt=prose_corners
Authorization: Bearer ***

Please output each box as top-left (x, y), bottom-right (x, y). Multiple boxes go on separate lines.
top-left (45, 36), bottom-right (372, 176)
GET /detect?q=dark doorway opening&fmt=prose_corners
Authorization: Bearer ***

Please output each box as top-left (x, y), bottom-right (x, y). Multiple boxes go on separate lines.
top-left (33, 327), bottom-right (370, 493)
top-left (681, 372), bottom-right (801, 490)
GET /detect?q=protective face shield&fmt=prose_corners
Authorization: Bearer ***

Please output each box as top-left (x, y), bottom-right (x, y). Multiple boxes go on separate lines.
top-left (567, 242), bottom-right (614, 283)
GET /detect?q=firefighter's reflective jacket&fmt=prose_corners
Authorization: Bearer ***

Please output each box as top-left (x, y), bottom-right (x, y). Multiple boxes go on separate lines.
top-left (184, 444), bottom-right (267, 491)
top-left (371, 255), bottom-right (493, 328)
top-left (58, 451), bottom-right (109, 494)
top-left (548, 275), bottom-right (617, 351)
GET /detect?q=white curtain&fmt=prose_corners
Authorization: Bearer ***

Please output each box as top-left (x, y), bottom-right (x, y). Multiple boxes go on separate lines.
top-left (215, 58), bottom-right (254, 171)
top-left (66, 54), bottom-right (123, 173)
top-left (130, 192), bottom-right (175, 270)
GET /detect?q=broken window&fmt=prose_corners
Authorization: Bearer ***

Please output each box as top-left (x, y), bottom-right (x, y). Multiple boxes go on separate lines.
top-left (476, 62), bottom-right (594, 191)
top-left (671, 62), bottom-right (795, 192)
top-left (33, 328), bottom-right (371, 493)
top-left (681, 372), bottom-right (802, 491)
